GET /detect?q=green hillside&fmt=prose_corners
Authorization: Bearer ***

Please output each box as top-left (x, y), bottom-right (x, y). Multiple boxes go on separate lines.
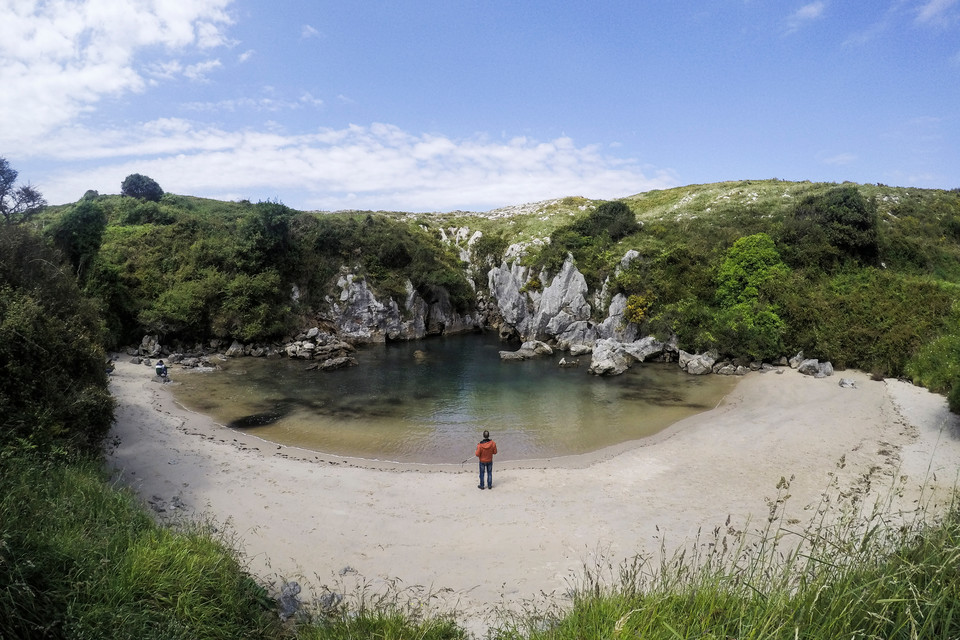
top-left (36, 179), bottom-right (960, 409)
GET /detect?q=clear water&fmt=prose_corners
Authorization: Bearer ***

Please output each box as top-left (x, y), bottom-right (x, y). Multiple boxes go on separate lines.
top-left (171, 332), bottom-right (737, 464)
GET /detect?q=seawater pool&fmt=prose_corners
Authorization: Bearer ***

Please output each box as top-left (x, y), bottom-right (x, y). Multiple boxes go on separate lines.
top-left (170, 332), bottom-right (737, 464)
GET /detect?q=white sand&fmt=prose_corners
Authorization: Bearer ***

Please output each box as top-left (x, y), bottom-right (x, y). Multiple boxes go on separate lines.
top-left (105, 359), bottom-right (960, 634)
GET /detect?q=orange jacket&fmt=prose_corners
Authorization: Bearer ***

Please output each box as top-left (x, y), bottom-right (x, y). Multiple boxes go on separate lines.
top-left (475, 439), bottom-right (497, 463)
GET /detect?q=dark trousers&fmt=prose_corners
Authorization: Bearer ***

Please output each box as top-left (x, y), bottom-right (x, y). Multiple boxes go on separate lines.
top-left (479, 461), bottom-right (493, 488)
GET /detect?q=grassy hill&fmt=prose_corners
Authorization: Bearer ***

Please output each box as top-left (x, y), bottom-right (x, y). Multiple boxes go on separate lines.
top-left (32, 179), bottom-right (960, 408)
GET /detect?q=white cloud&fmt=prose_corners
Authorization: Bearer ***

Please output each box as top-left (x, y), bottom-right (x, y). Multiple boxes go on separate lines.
top-left (785, 1), bottom-right (827, 32)
top-left (301, 24), bottom-right (321, 39)
top-left (36, 121), bottom-right (678, 211)
top-left (916, 0), bottom-right (959, 25)
top-left (181, 90), bottom-right (324, 113)
top-left (0, 0), bottom-right (233, 145)
top-left (183, 59), bottom-right (223, 81)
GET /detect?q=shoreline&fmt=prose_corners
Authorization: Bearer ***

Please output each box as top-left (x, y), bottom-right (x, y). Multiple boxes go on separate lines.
top-left (104, 358), bottom-right (960, 634)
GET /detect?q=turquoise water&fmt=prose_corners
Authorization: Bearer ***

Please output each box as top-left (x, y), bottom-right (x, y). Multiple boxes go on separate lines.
top-left (171, 332), bottom-right (736, 464)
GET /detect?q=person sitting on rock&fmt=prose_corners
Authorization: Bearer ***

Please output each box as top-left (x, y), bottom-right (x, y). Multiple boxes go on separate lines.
top-left (155, 360), bottom-right (169, 382)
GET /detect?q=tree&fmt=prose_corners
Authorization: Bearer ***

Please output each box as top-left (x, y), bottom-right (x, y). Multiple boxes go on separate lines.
top-left (779, 185), bottom-right (879, 269)
top-left (0, 226), bottom-right (114, 454)
top-left (0, 157), bottom-right (47, 225)
top-left (716, 233), bottom-right (790, 307)
top-left (713, 233), bottom-right (790, 360)
top-left (121, 173), bottom-right (164, 202)
top-left (52, 199), bottom-right (108, 280)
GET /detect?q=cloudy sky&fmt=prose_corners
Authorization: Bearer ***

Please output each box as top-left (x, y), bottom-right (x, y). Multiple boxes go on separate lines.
top-left (2, 1), bottom-right (958, 212)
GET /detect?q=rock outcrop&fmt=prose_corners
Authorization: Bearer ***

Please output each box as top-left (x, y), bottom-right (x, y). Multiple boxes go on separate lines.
top-left (588, 336), bottom-right (667, 376)
top-left (328, 272), bottom-right (480, 343)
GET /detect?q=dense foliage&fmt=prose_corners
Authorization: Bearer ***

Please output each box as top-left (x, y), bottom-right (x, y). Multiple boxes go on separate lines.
top-left (43, 196), bottom-right (473, 346)
top-left (120, 173), bottom-right (164, 202)
top-left (0, 226), bottom-right (114, 456)
top-left (508, 182), bottom-right (960, 405)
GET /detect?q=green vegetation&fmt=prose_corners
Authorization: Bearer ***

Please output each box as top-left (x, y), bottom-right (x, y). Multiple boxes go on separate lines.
top-left (0, 226), bottom-right (113, 456)
top-left (0, 456), bottom-right (282, 639)
top-left (496, 477), bottom-right (960, 640)
top-left (38, 195), bottom-right (473, 346)
top-left (6, 163), bottom-right (960, 637)
top-left (502, 181), bottom-right (960, 400)
top-left (120, 173), bottom-right (164, 202)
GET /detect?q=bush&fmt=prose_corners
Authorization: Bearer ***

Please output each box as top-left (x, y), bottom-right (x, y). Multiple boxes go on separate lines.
top-left (905, 332), bottom-right (960, 395)
top-left (780, 186), bottom-right (879, 269)
top-left (51, 199), bottom-right (108, 281)
top-left (121, 173), bottom-right (164, 202)
top-left (572, 200), bottom-right (640, 241)
top-left (0, 227), bottom-right (114, 456)
top-left (715, 233), bottom-right (789, 307)
top-left (712, 301), bottom-right (786, 361)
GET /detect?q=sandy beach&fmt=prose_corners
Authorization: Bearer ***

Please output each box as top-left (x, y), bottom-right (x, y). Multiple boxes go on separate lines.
top-left (104, 358), bottom-right (960, 634)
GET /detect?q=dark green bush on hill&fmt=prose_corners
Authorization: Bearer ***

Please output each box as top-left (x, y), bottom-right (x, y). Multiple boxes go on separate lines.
top-left (120, 173), bottom-right (164, 202)
top-left (51, 199), bottom-right (108, 281)
top-left (779, 185), bottom-right (879, 270)
top-left (533, 200), bottom-right (641, 286)
top-left (571, 200), bottom-right (640, 241)
top-left (0, 227), bottom-right (113, 456)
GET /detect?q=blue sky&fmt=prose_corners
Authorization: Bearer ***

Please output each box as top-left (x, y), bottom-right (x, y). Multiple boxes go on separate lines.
top-left (2, 1), bottom-right (958, 212)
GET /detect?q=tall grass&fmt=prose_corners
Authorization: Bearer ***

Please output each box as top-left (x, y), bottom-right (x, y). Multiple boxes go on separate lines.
top-left (0, 454), bottom-right (281, 639)
top-left (493, 465), bottom-right (960, 640)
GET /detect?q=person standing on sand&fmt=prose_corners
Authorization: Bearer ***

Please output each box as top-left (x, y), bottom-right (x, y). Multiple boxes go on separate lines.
top-left (476, 430), bottom-right (497, 490)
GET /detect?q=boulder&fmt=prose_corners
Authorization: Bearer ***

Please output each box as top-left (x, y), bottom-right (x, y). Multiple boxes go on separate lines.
top-left (588, 336), bottom-right (665, 376)
top-left (319, 356), bottom-right (358, 371)
top-left (797, 359), bottom-right (820, 376)
top-left (570, 343), bottom-right (593, 357)
top-left (588, 339), bottom-right (634, 376)
top-left (678, 350), bottom-right (717, 376)
top-left (555, 321), bottom-right (598, 351)
top-left (225, 340), bottom-right (245, 358)
top-left (499, 340), bottom-right (553, 361)
top-left (139, 334), bottom-right (162, 357)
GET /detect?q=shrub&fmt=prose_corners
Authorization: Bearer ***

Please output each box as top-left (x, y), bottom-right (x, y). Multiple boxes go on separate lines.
top-left (905, 332), bottom-right (960, 395)
top-left (51, 199), bottom-right (108, 280)
top-left (780, 185), bottom-right (879, 269)
top-left (624, 293), bottom-right (650, 325)
top-left (121, 173), bottom-right (164, 202)
top-left (0, 227), bottom-right (114, 455)
top-left (572, 200), bottom-right (640, 241)
top-left (715, 233), bottom-right (789, 307)
top-left (712, 301), bottom-right (786, 361)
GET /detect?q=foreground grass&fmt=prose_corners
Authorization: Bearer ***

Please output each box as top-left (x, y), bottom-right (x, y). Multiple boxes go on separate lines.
top-left (0, 453), bottom-right (465, 639)
top-left (4, 454), bottom-right (960, 639)
top-left (494, 475), bottom-right (960, 640)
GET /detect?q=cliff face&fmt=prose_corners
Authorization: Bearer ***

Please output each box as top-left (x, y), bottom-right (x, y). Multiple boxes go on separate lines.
top-left (323, 247), bottom-right (633, 354)
top-left (327, 271), bottom-right (482, 343)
